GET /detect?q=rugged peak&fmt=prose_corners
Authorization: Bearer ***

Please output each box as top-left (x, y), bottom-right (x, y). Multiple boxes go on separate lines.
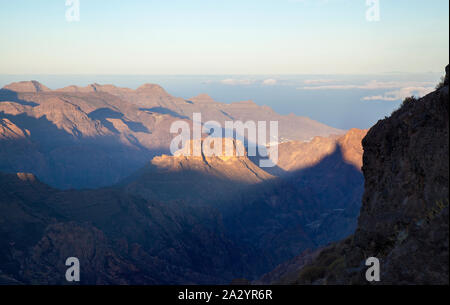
top-left (189, 93), bottom-right (216, 103)
top-left (88, 83), bottom-right (127, 93)
top-left (56, 83), bottom-right (132, 94)
top-left (55, 85), bottom-right (86, 92)
top-left (136, 83), bottom-right (169, 94)
top-left (3, 81), bottom-right (51, 93)
top-left (340, 128), bottom-right (368, 143)
top-left (63, 84), bottom-right (98, 92)
top-left (88, 83), bottom-right (101, 92)
top-left (125, 137), bottom-right (273, 206)
top-left (172, 137), bottom-right (247, 160)
top-left (232, 100), bottom-right (257, 107)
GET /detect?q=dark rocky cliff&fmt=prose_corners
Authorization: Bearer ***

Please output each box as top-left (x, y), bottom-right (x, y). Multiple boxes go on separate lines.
top-left (278, 65), bottom-right (449, 285)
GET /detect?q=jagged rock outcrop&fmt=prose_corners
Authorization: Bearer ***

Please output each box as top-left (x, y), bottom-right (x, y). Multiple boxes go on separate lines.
top-left (3, 81), bottom-right (50, 93)
top-left (277, 65), bottom-right (449, 285)
top-left (124, 138), bottom-right (274, 205)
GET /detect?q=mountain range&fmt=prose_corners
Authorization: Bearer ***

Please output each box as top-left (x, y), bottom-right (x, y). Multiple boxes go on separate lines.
top-left (0, 81), bottom-right (342, 189)
top-left (1, 65), bottom-right (447, 285)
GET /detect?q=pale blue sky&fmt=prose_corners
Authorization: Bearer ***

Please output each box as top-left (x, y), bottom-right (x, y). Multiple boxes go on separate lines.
top-left (0, 0), bottom-right (448, 74)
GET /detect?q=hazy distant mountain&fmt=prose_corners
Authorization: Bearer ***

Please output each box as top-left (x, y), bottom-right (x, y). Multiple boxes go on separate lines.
top-left (0, 80), bottom-right (343, 189)
top-left (56, 82), bottom-right (344, 141)
top-left (3, 80), bottom-right (51, 93)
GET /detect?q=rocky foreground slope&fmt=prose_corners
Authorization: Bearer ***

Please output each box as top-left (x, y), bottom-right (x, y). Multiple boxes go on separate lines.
top-left (0, 171), bottom-right (265, 284)
top-left (269, 66), bottom-right (449, 285)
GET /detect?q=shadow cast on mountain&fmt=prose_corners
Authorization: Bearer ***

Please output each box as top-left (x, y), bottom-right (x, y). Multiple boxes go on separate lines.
top-left (118, 143), bottom-right (365, 280)
top-left (0, 140), bottom-right (365, 284)
top-left (0, 112), bottom-right (166, 189)
top-left (222, 144), bottom-right (364, 277)
top-left (1, 112), bottom-right (76, 148)
top-left (199, 125), bottom-right (286, 175)
top-left (0, 89), bottom-right (39, 107)
top-left (248, 154), bottom-right (286, 176)
top-left (88, 107), bottom-right (149, 133)
top-left (139, 107), bottom-right (188, 119)
top-left (122, 161), bottom-right (272, 207)
top-left (0, 171), bottom-right (260, 284)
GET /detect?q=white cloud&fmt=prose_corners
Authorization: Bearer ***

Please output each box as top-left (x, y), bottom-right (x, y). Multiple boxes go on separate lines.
top-left (298, 80), bottom-right (434, 91)
top-left (220, 78), bottom-right (255, 86)
top-left (262, 79), bottom-right (277, 86)
top-left (303, 79), bottom-right (337, 85)
top-left (217, 78), bottom-right (279, 86)
top-left (297, 79), bottom-right (436, 101)
top-left (362, 86), bottom-right (434, 101)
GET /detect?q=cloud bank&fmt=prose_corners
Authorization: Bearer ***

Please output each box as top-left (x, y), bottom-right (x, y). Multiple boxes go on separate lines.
top-left (216, 78), bottom-right (279, 86)
top-left (362, 86), bottom-right (434, 101)
top-left (298, 80), bottom-right (435, 101)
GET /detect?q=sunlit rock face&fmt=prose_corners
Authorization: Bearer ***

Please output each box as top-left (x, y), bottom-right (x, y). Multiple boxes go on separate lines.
top-left (125, 137), bottom-right (274, 205)
top-left (0, 118), bottom-right (29, 140)
top-left (3, 81), bottom-right (51, 93)
top-left (272, 128), bottom-right (367, 176)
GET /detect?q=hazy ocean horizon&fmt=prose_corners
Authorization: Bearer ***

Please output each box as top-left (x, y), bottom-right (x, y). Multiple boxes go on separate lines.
top-left (0, 72), bottom-right (443, 130)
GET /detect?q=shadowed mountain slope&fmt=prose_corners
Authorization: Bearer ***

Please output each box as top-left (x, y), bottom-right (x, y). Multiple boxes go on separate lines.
top-left (224, 143), bottom-right (365, 268)
top-left (0, 171), bottom-right (269, 284)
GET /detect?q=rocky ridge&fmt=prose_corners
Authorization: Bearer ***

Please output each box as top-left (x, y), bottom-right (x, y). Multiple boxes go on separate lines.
top-left (1, 80), bottom-right (343, 189)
